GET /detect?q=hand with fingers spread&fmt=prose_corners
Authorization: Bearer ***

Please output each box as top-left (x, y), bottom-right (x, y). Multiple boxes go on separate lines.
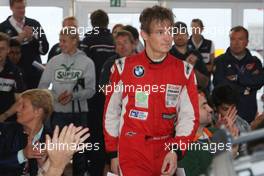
top-left (43, 124), bottom-right (89, 176)
top-left (226, 108), bottom-right (237, 127)
top-left (216, 106), bottom-right (237, 130)
top-left (161, 152), bottom-right (177, 176)
top-left (221, 107), bottom-right (239, 137)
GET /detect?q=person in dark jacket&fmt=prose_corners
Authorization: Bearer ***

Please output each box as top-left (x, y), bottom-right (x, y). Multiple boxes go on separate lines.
top-left (0, 0), bottom-right (49, 89)
top-left (170, 21), bottom-right (210, 89)
top-left (81, 9), bottom-right (116, 85)
top-left (80, 9), bottom-right (116, 176)
top-left (0, 89), bottom-right (53, 176)
top-left (99, 30), bottom-right (136, 88)
top-left (0, 33), bottom-right (25, 122)
top-left (213, 26), bottom-right (264, 123)
top-left (188, 18), bottom-right (215, 72)
top-left (188, 18), bottom-right (215, 91)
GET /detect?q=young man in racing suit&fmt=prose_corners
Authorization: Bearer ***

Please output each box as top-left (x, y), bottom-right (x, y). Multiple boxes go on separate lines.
top-left (104, 5), bottom-right (199, 176)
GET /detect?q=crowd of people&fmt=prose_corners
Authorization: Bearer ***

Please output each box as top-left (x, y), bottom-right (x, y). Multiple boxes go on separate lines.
top-left (0, 0), bottom-right (264, 176)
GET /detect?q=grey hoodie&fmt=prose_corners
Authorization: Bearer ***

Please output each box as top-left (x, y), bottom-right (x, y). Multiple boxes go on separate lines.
top-left (38, 49), bottom-right (95, 112)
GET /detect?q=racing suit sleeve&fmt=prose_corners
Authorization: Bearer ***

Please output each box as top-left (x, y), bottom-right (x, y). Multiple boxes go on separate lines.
top-left (103, 63), bottom-right (123, 159)
top-left (167, 68), bottom-right (200, 160)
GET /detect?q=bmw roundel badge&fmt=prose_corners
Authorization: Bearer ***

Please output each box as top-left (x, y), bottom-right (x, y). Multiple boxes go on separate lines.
top-left (133, 65), bottom-right (144, 77)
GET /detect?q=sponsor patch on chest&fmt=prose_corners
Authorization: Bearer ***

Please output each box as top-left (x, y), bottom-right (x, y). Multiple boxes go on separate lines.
top-left (133, 65), bottom-right (145, 77)
top-left (129, 109), bottom-right (148, 120)
top-left (165, 84), bottom-right (181, 107)
top-left (135, 91), bottom-right (149, 108)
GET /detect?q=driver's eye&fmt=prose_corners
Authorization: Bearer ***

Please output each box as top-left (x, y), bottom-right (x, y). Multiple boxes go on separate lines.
top-left (155, 30), bottom-right (163, 35)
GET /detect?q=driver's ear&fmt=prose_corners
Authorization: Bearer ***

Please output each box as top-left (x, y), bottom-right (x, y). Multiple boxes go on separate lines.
top-left (140, 30), bottom-right (149, 42)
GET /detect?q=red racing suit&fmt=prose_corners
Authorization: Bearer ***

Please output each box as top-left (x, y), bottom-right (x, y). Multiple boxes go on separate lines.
top-left (103, 51), bottom-right (199, 175)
